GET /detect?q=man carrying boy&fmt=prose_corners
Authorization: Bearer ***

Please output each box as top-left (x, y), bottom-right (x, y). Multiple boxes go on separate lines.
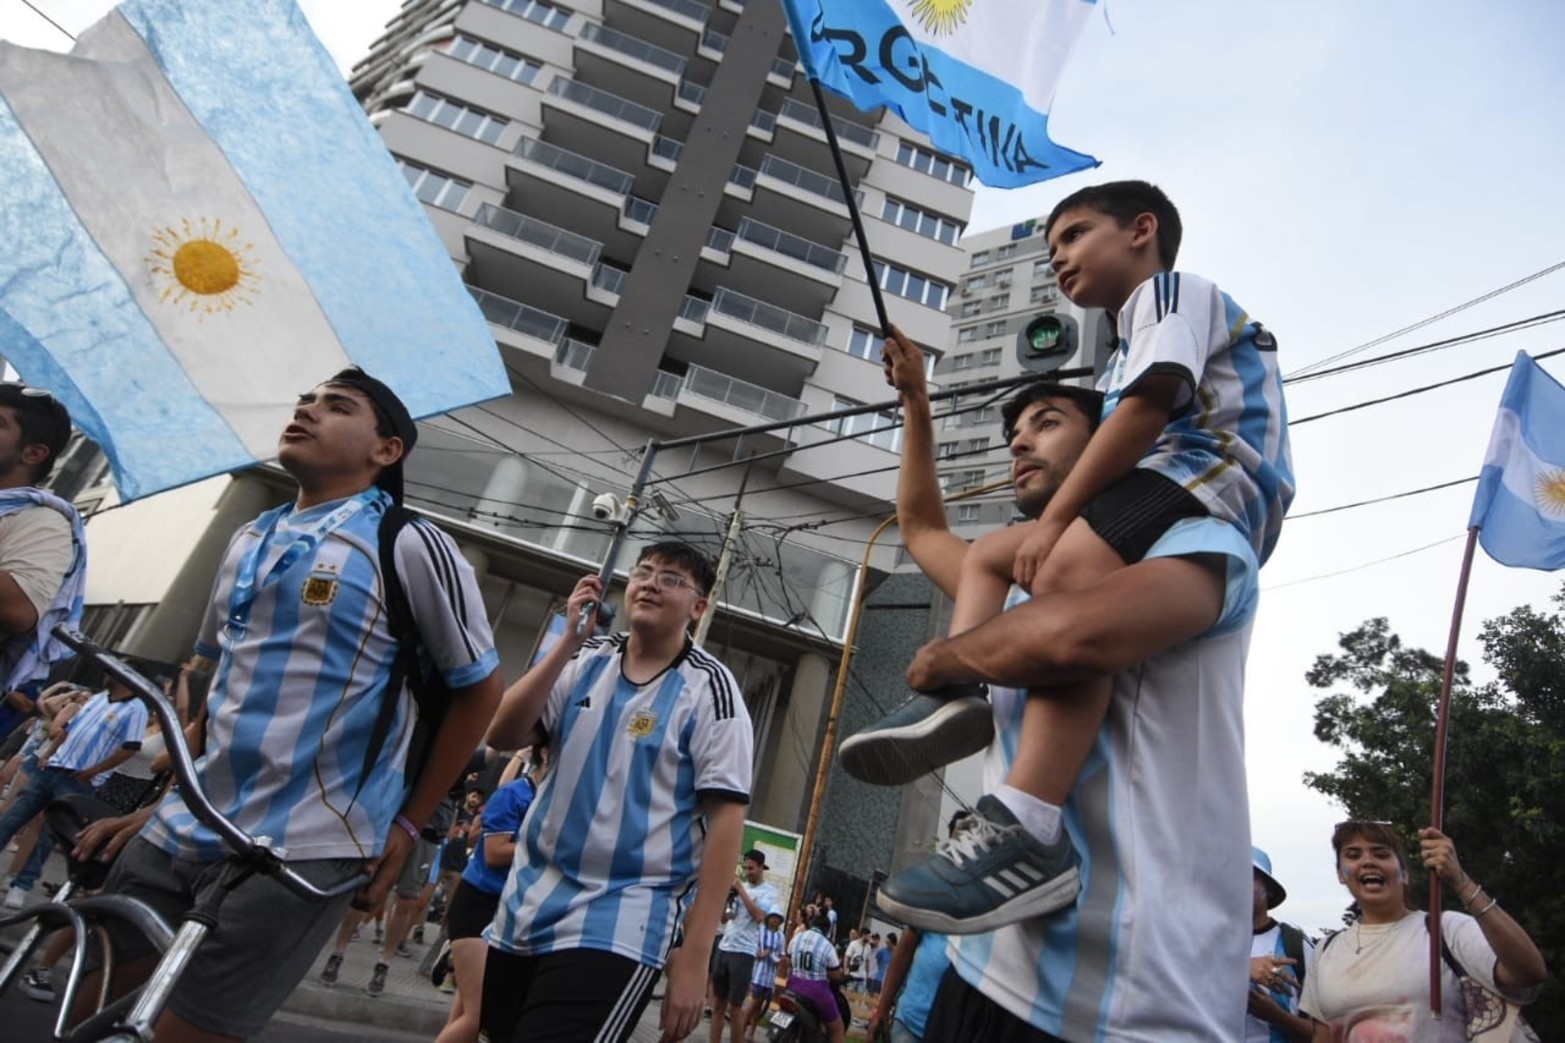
top-left (482, 541), bottom-right (753, 1043)
top-left (843, 181), bottom-right (1293, 938)
top-left (84, 368), bottom-right (501, 1042)
top-left (861, 315), bottom-right (1264, 1038)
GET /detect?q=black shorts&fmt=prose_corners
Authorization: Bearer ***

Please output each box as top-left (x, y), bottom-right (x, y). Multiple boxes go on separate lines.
top-left (711, 949), bottom-right (756, 1005)
top-left (1079, 469), bottom-right (1207, 565)
top-left (481, 947), bottom-right (661, 1043)
top-left (924, 967), bottom-right (1065, 1043)
top-left (445, 878), bottom-right (500, 941)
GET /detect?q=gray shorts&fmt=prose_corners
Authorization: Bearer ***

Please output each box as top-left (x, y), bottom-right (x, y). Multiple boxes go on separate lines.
top-left (711, 948), bottom-right (756, 1005)
top-left (97, 837), bottom-right (359, 1039)
top-left (395, 836), bottom-right (437, 898)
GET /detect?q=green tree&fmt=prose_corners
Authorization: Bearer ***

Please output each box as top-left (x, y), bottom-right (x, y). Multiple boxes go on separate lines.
top-left (1304, 587), bottom-right (1565, 1034)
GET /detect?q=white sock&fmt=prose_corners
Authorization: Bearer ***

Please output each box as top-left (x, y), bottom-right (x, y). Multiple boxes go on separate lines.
top-left (995, 784), bottom-right (1063, 844)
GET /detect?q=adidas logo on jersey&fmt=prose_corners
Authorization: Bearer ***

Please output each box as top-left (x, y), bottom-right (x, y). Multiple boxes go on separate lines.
top-left (575, 696), bottom-right (591, 709)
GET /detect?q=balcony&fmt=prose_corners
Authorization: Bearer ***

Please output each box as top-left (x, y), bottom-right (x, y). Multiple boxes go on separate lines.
top-left (468, 285), bottom-right (567, 361)
top-left (606, 0), bottom-right (709, 56)
top-left (553, 338), bottom-right (596, 381)
top-left (759, 155), bottom-right (848, 205)
top-left (542, 77), bottom-right (661, 171)
top-left (745, 155), bottom-right (857, 245)
top-left (512, 137), bottom-right (634, 196)
top-left (680, 363), bottom-right (806, 422)
top-left (546, 77), bottom-right (662, 134)
top-left (577, 21), bottom-right (686, 76)
top-left (506, 138), bottom-right (639, 253)
top-left (777, 97), bottom-right (879, 152)
top-left (710, 287), bottom-right (827, 348)
top-left (473, 203), bottom-right (602, 268)
top-left (734, 217), bottom-right (845, 275)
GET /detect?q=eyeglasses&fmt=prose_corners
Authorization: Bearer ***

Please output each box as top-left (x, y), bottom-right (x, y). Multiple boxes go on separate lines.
top-left (628, 565), bottom-right (701, 593)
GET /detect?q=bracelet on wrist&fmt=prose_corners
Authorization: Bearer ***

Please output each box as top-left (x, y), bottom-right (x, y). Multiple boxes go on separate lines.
top-left (1472, 895), bottom-right (1500, 919)
top-left (393, 814), bottom-right (420, 842)
top-left (1461, 883), bottom-right (1487, 908)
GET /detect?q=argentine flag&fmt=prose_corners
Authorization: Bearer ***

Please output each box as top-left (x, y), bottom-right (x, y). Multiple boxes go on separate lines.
top-left (1469, 353), bottom-right (1565, 571)
top-left (0, 0), bottom-right (509, 501)
top-left (780, 0), bottom-right (1099, 187)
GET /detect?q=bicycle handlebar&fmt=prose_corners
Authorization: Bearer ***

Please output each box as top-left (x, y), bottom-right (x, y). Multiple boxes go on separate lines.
top-left (50, 627), bottom-right (369, 901)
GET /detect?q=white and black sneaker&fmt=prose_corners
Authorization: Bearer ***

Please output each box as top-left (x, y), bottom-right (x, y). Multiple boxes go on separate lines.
top-left (21, 966), bottom-right (54, 1003)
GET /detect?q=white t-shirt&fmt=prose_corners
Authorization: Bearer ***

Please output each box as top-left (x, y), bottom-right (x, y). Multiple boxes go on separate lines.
top-left (1248, 923), bottom-right (1315, 1043)
top-left (720, 879), bottom-right (780, 955)
top-left (844, 938), bottom-right (867, 976)
top-left (1300, 911), bottom-right (1522, 1043)
top-left (947, 516), bottom-right (1261, 1042)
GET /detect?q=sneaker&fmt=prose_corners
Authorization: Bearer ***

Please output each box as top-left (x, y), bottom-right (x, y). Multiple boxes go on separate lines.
top-left (875, 795), bottom-right (1080, 935)
top-left (3, 886), bottom-right (26, 910)
top-left (411, 924), bottom-right (425, 944)
top-left (373, 925), bottom-right (384, 945)
top-left (838, 684), bottom-right (993, 786)
top-left (395, 941), bottom-right (414, 958)
top-left (20, 966), bottom-right (53, 1002)
top-left (320, 952), bottom-right (343, 986)
top-left (367, 961), bottom-right (389, 998)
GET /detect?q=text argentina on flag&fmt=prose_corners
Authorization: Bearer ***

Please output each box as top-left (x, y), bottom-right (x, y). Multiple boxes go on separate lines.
top-left (781, 0), bottom-right (1099, 187)
top-left (1468, 352), bottom-right (1565, 571)
top-left (0, 0), bottom-right (509, 501)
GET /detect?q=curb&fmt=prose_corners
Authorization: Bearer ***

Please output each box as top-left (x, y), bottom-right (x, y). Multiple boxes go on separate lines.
top-left (282, 978), bottom-right (449, 1037)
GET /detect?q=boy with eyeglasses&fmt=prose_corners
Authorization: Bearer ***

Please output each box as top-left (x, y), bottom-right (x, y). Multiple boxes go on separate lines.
top-left (482, 541), bottom-right (754, 1043)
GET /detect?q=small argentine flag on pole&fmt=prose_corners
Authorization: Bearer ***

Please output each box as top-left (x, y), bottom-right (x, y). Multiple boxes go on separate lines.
top-left (780, 0), bottom-right (1100, 187)
top-left (0, 0), bottom-right (509, 501)
top-left (1469, 352), bottom-right (1565, 571)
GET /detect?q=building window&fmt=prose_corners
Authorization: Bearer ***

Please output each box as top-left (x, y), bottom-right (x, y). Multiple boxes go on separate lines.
top-left (831, 397), bottom-right (901, 453)
top-left (479, 0), bottom-right (571, 31)
top-left (406, 90), bottom-right (509, 145)
top-left (979, 348), bottom-right (1003, 366)
top-left (956, 504), bottom-right (981, 523)
top-left (964, 273), bottom-right (988, 293)
top-left (959, 300), bottom-right (982, 318)
top-left (1029, 285), bottom-right (1058, 305)
top-left (953, 469), bottom-right (985, 490)
top-left (938, 441), bottom-right (959, 458)
top-left (447, 34), bottom-right (543, 85)
top-left (1033, 258), bottom-right (1052, 279)
top-left (985, 295), bottom-right (1008, 313)
top-left (983, 320), bottom-right (1007, 338)
top-left (969, 250), bottom-right (990, 268)
top-left (395, 157), bottom-right (471, 211)
top-left (957, 326), bottom-right (980, 343)
top-left (881, 196), bottom-right (963, 245)
top-left (994, 269), bottom-right (1013, 289)
top-left (964, 437), bottom-right (990, 452)
top-left (845, 326), bottom-right (883, 361)
top-left (894, 141), bottom-right (971, 186)
top-left (874, 261), bottom-right (950, 310)
top-left (996, 243), bottom-right (1017, 260)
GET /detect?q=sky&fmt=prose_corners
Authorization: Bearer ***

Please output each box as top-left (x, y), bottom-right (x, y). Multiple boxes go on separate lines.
top-left (3, 0), bottom-right (1563, 934)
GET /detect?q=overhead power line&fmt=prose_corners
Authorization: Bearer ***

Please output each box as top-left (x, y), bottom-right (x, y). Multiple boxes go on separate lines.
top-left (1282, 311), bottom-right (1565, 385)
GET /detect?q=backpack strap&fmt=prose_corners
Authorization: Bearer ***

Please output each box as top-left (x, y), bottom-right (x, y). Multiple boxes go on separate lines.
top-left (354, 504), bottom-right (418, 802)
top-left (1278, 922), bottom-right (1308, 990)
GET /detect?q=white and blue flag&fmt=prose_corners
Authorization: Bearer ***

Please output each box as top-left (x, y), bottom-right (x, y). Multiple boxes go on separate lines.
top-left (0, 0), bottom-right (508, 501)
top-left (1469, 352), bottom-right (1565, 571)
top-left (780, 0), bottom-right (1099, 187)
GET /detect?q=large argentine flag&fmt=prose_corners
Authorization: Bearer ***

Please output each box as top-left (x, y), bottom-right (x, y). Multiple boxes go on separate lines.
top-left (1468, 352), bottom-right (1565, 571)
top-left (0, 0), bottom-right (509, 500)
top-left (780, 0), bottom-right (1099, 187)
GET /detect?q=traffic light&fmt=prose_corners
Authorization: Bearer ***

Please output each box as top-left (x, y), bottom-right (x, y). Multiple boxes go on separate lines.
top-left (1015, 309), bottom-right (1117, 382)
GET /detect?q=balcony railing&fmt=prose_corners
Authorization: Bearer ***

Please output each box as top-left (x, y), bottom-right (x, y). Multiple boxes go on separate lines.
top-left (577, 22), bottom-right (687, 75)
top-left (704, 226), bottom-right (736, 254)
top-left (699, 27), bottom-right (727, 53)
top-left (736, 217), bottom-right (845, 274)
top-left (758, 155), bottom-right (847, 205)
top-left (514, 137), bottom-right (634, 196)
top-left (682, 364), bottom-right (806, 421)
top-left (592, 263), bottom-right (627, 295)
top-left (623, 196), bottom-right (659, 224)
top-left (555, 338), bottom-right (596, 372)
top-left (638, 0), bottom-right (711, 24)
top-left (728, 163), bottom-right (757, 191)
top-left (711, 287), bottom-right (827, 346)
top-left (770, 55), bottom-right (795, 80)
top-left (676, 79), bottom-right (706, 107)
top-left (468, 286), bottom-right (567, 347)
top-left (678, 295), bottom-right (710, 324)
top-left (652, 135), bottom-right (684, 162)
top-left (649, 369), bottom-right (682, 400)
top-left (778, 97), bottom-right (879, 150)
top-left (474, 204), bottom-right (602, 267)
top-left (547, 77), bottom-right (662, 133)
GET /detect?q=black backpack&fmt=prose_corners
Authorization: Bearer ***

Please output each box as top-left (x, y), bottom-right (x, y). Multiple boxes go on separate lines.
top-left (1278, 922), bottom-right (1309, 992)
top-left (353, 504), bottom-right (451, 805)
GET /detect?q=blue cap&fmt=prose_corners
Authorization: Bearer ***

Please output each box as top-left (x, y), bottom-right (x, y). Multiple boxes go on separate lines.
top-left (1253, 846), bottom-right (1287, 908)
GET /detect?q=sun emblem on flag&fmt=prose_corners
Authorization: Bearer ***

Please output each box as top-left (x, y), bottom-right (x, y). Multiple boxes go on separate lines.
top-left (908, 0), bottom-right (974, 35)
top-left (147, 217), bottom-right (260, 316)
top-left (1535, 468), bottom-right (1565, 517)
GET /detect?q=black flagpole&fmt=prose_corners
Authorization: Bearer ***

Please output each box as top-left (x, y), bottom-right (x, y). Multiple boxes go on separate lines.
top-left (808, 77), bottom-right (892, 336)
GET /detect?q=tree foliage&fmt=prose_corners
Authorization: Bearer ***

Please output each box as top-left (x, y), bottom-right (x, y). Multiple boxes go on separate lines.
top-left (1304, 586), bottom-right (1565, 1033)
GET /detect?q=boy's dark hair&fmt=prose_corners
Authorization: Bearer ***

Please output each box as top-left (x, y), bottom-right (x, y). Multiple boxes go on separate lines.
top-left (811, 912), bottom-right (833, 933)
top-left (0, 384), bottom-right (72, 481)
top-left (1044, 180), bottom-right (1183, 269)
top-left (1000, 382), bottom-right (1105, 443)
top-left (636, 540), bottom-right (716, 595)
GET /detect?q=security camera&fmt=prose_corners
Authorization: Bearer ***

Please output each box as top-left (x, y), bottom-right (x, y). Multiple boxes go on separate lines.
top-left (590, 492), bottom-right (622, 522)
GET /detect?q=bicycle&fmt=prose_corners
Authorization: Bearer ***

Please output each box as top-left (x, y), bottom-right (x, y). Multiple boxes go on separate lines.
top-left (0, 627), bottom-right (369, 1042)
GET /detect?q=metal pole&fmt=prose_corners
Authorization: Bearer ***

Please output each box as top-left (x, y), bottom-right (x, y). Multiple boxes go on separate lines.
top-left (694, 461), bottom-right (752, 646)
top-left (577, 438), bottom-right (663, 635)
top-left (1427, 525), bottom-right (1480, 1019)
top-left (809, 77), bottom-right (891, 335)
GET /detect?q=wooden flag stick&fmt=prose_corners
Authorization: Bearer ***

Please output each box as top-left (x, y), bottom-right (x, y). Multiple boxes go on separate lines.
top-left (1427, 525), bottom-right (1480, 1018)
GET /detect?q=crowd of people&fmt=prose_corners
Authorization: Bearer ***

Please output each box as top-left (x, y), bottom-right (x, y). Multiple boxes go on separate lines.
top-left (0, 179), bottom-right (1549, 1043)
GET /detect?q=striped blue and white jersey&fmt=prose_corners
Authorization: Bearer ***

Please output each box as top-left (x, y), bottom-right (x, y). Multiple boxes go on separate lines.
top-left (948, 516), bottom-right (1260, 1041)
top-left (1248, 923), bottom-right (1315, 1043)
top-left (1099, 271), bottom-right (1295, 564)
top-left (489, 634), bottom-right (753, 969)
top-left (787, 928), bottom-right (840, 983)
top-left (47, 690), bottom-right (147, 787)
top-left (752, 925), bottom-right (786, 987)
top-left (143, 490), bottom-right (498, 862)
